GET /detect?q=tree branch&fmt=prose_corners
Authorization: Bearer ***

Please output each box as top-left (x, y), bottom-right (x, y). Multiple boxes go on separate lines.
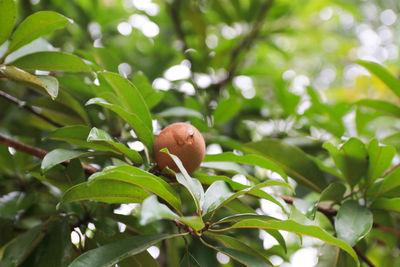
top-left (0, 133), bottom-right (98, 174)
top-left (216, 0), bottom-right (274, 91)
top-left (0, 90), bottom-right (63, 127)
top-left (353, 246), bottom-right (376, 267)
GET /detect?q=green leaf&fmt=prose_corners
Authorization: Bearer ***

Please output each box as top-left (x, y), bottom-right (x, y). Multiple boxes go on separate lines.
top-left (245, 139), bottom-right (327, 192)
top-left (98, 72), bottom-right (152, 131)
top-left (368, 167), bottom-right (400, 196)
top-left (11, 51), bottom-right (91, 72)
top-left (334, 200), bottom-right (373, 246)
top-left (89, 166), bottom-right (181, 214)
top-left (161, 148), bottom-right (205, 214)
top-left (179, 251), bottom-right (201, 267)
top-left (211, 246), bottom-right (271, 267)
top-left (132, 72), bottom-right (163, 109)
top-left (86, 98), bottom-right (154, 153)
top-left (366, 138), bottom-right (395, 186)
top-left (203, 152), bottom-right (287, 181)
top-left (356, 60), bottom-right (400, 99)
top-left (202, 181), bottom-right (234, 215)
top-left (323, 138), bottom-right (368, 187)
top-left (41, 149), bottom-right (100, 173)
top-left (0, 191), bottom-right (35, 219)
top-left (6, 11), bottom-right (72, 55)
top-left (0, 225), bottom-right (45, 267)
top-left (0, 0), bottom-right (16, 46)
top-left (213, 96), bottom-right (242, 125)
top-left (356, 99), bottom-right (400, 117)
top-left (66, 158), bottom-right (85, 185)
top-left (214, 213), bottom-right (274, 225)
top-left (204, 232), bottom-right (273, 266)
top-left (69, 234), bottom-right (177, 267)
top-left (87, 127), bottom-right (142, 165)
top-left (319, 182), bottom-right (346, 202)
top-left (293, 199), bottom-right (318, 220)
top-left (223, 219), bottom-right (359, 265)
top-left (370, 197), bottom-right (400, 213)
top-left (0, 66), bottom-right (58, 99)
top-left (157, 107), bottom-right (203, 119)
top-left (140, 195), bottom-right (204, 231)
top-left (59, 179), bottom-right (150, 206)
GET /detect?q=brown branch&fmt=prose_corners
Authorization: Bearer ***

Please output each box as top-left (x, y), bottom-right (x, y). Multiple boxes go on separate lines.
top-left (279, 195), bottom-right (338, 217)
top-left (373, 223), bottom-right (400, 237)
top-left (216, 0), bottom-right (274, 91)
top-left (382, 162), bottom-right (400, 177)
top-left (0, 90), bottom-right (63, 127)
top-left (0, 133), bottom-right (98, 174)
top-left (353, 246), bottom-right (376, 267)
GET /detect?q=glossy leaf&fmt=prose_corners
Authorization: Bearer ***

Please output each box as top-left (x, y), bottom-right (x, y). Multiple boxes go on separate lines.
top-left (132, 72), bottom-right (163, 109)
top-left (6, 11), bottom-right (72, 55)
top-left (323, 138), bottom-right (368, 187)
top-left (69, 234), bottom-right (177, 267)
top-left (157, 107), bottom-right (203, 119)
top-left (356, 60), bottom-right (400, 99)
top-left (59, 179), bottom-right (150, 206)
top-left (0, 66), bottom-right (58, 98)
top-left (366, 138), bottom-right (395, 186)
top-left (334, 200), bottom-right (373, 246)
top-left (41, 149), bottom-right (101, 173)
top-left (98, 72), bottom-right (152, 130)
top-left (87, 127), bottom-right (142, 165)
top-left (140, 195), bottom-right (204, 231)
top-left (89, 166), bottom-right (181, 213)
top-left (86, 98), bottom-right (154, 153)
top-left (162, 149), bottom-right (205, 214)
top-left (0, 0), bottom-right (16, 46)
top-left (203, 152), bottom-right (287, 181)
top-left (11, 51), bottom-right (91, 72)
top-left (179, 251), bottom-right (200, 267)
top-left (368, 167), bottom-right (400, 196)
top-left (212, 246), bottom-right (271, 267)
top-left (0, 225), bottom-right (45, 267)
top-left (222, 219), bottom-right (359, 265)
top-left (245, 139), bottom-right (327, 192)
top-left (319, 182), bottom-right (346, 202)
top-left (202, 181), bottom-right (234, 215)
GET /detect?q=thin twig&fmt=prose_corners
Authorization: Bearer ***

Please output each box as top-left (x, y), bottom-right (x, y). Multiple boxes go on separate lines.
top-left (353, 246), bottom-right (376, 267)
top-left (0, 90), bottom-right (63, 127)
top-left (382, 162), bottom-right (400, 177)
top-left (0, 133), bottom-right (98, 174)
top-left (279, 195), bottom-right (338, 216)
top-left (216, 0), bottom-right (274, 91)
top-left (373, 223), bottom-right (400, 237)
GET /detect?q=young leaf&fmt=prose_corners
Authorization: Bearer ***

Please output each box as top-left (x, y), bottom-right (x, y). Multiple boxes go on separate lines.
top-left (334, 200), bottom-right (373, 246)
top-left (86, 98), bottom-right (154, 153)
top-left (162, 148), bottom-right (205, 214)
top-left (323, 138), bottom-right (368, 187)
top-left (0, 0), bottom-right (16, 46)
top-left (140, 195), bottom-right (204, 231)
top-left (245, 139), bottom-right (327, 192)
top-left (98, 72), bottom-right (152, 131)
top-left (366, 138), bottom-right (395, 186)
top-left (203, 152), bottom-right (287, 181)
top-left (59, 179), bottom-right (150, 206)
top-left (87, 127), bottom-right (142, 165)
top-left (356, 60), bottom-right (400, 99)
top-left (11, 51), bottom-right (91, 72)
top-left (6, 11), bottom-right (72, 55)
top-left (68, 234), bottom-right (178, 267)
top-left (222, 219), bottom-right (359, 265)
top-left (89, 166), bottom-right (182, 214)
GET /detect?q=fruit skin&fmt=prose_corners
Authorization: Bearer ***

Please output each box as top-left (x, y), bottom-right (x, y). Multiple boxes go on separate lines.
top-left (153, 122), bottom-right (206, 174)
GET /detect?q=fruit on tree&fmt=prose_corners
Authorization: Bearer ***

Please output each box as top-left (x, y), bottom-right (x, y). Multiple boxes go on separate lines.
top-left (153, 122), bottom-right (206, 174)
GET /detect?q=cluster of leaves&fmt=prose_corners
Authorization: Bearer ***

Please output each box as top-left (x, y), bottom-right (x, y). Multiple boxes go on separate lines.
top-left (1, 0), bottom-right (400, 266)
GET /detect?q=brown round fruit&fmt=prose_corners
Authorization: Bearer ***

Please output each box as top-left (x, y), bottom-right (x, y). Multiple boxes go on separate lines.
top-left (153, 122), bottom-right (206, 174)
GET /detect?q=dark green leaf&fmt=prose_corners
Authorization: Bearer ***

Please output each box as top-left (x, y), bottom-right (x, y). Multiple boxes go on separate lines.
top-left (245, 139), bottom-right (327, 192)
top-left (66, 158), bottom-right (85, 185)
top-left (213, 96), bottom-right (242, 125)
top-left (59, 179), bottom-right (150, 206)
top-left (69, 234), bottom-right (177, 267)
top-left (0, 0), bottom-right (16, 46)
top-left (179, 251), bottom-right (201, 267)
top-left (11, 51), bottom-right (91, 72)
top-left (212, 246), bottom-right (271, 267)
top-left (368, 167), bottom-right (400, 196)
top-left (6, 11), bottom-right (72, 55)
top-left (334, 200), bottom-right (373, 246)
top-left (319, 182), bottom-right (346, 202)
top-left (0, 192), bottom-right (35, 219)
top-left (41, 149), bottom-right (101, 173)
top-left (356, 60), bottom-right (400, 99)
